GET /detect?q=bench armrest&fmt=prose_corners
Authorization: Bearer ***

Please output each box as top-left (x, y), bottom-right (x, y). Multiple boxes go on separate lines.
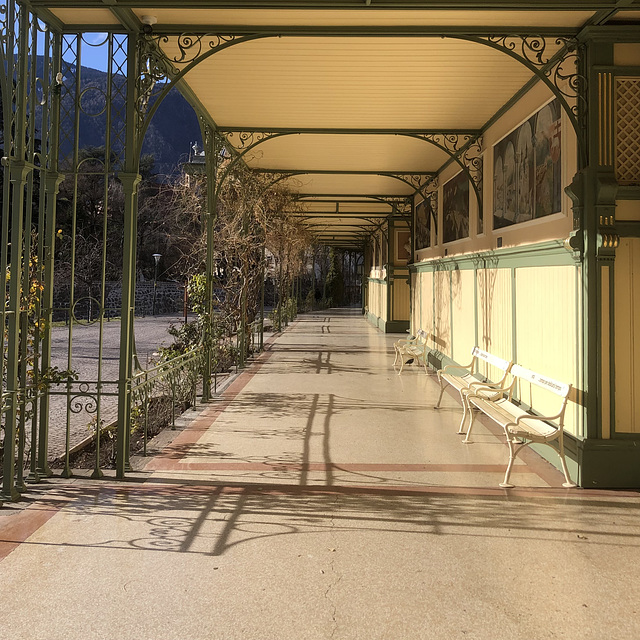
top-left (514, 412), bottom-right (563, 426)
top-left (441, 359), bottom-right (474, 374)
top-left (467, 379), bottom-right (502, 389)
top-left (464, 385), bottom-right (506, 403)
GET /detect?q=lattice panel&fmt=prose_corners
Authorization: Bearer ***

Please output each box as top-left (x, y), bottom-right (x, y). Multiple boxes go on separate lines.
top-left (616, 78), bottom-right (640, 185)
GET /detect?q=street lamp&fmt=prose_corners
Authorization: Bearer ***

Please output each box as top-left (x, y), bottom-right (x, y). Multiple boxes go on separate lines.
top-left (152, 253), bottom-right (161, 315)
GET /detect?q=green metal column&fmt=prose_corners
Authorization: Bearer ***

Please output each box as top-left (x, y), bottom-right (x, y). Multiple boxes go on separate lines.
top-left (115, 172), bottom-right (141, 479)
top-left (35, 172), bottom-right (64, 479)
top-left (202, 125), bottom-right (217, 401)
top-left (2, 9), bottom-right (32, 501)
top-left (260, 243), bottom-right (265, 351)
top-left (2, 161), bottom-right (31, 501)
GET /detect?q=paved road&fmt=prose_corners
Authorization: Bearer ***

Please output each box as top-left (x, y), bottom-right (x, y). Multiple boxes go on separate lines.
top-left (46, 315), bottom-right (181, 459)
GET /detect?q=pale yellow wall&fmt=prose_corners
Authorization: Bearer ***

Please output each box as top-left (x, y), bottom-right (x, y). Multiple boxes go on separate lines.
top-left (451, 268), bottom-right (476, 364)
top-left (433, 270), bottom-right (451, 356)
top-left (614, 44), bottom-right (640, 66)
top-left (616, 200), bottom-right (640, 221)
top-left (615, 238), bottom-right (640, 434)
top-left (419, 271), bottom-right (435, 349)
top-left (477, 268), bottom-right (513, 381)
top-left (413, 261), bottom-right (582, 435)
top-left (368, 279), bottom-right (388, 322)
top-left (515, 265), bottom-right (582, 437)
top-left (392, 275), bottom-right (410, 321)
top-left (410, 272), bottom-right (420, 332)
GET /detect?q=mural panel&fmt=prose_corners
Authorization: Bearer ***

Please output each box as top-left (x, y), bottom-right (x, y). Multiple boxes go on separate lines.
top-left (493, 99), bottom-right (562, 229)
top-left (415, 199), bottom-right (430, 250)
top-left (443, 171), bottom-right (470, 243)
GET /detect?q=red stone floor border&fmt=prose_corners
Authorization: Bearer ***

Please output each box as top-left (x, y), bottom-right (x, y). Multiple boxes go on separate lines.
top-left (144, 343), bottom-right (569, 488)
top-left (148, 461), bottom-right (535, 473)
top-left (0, 502), bottom-right (66, 561)
top-left (6, 320), bottom-right (634, 563)
top-left (144, 332), bottom-right (281, 470)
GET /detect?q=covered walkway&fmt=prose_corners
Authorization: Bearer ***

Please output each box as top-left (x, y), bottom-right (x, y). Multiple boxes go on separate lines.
top-left (1, 310), bottom-right (640, 640)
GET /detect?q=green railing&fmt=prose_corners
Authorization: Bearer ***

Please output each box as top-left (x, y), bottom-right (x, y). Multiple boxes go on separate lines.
top-left (131, 348), bottom-right (201, 457)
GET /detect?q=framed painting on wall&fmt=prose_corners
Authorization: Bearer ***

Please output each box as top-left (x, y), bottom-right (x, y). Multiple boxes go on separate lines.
top-left (493, 98), bottom-right (562, 230)
top-left (443, 171), bottom-right (470, 244)
top-left (395, 230), bottom-right (411, 264)
top-left (415, 199), bottom-right (430, 250)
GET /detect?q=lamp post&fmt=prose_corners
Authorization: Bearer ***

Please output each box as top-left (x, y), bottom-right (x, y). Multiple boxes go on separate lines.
top-left (152, 253), bottom-right (161, 316)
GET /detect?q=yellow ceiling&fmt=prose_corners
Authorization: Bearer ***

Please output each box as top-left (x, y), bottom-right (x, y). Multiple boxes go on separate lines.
top-left (173, 37), bottom-right (536, 131)
top-left (42, 3), bottom-right (612, 247)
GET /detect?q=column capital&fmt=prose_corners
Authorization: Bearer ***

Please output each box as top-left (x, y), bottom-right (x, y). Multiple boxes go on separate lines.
top-left (118, 172), bottom-right (142, 193)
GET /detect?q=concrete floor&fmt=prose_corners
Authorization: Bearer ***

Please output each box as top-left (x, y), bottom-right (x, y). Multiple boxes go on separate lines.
top-left (1, 309), bottom-right (639, 640)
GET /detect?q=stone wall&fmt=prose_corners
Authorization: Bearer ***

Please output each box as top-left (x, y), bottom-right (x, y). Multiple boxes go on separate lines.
top-left (53, 281), bottom-right (186, 320)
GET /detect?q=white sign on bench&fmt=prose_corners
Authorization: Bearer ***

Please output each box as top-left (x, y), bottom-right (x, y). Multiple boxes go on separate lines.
top-left (435, 347), bottom-right (512, 434)
top-left (464, 364), bottom-right (576, 489)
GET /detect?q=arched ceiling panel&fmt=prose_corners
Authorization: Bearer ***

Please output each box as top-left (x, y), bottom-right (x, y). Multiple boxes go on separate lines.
top-left (176, 37), bottom-right (535, 130)
top-left (235, 134), bottom-right (450, 173)
top-left (280, 173), bottom-right (413, 196)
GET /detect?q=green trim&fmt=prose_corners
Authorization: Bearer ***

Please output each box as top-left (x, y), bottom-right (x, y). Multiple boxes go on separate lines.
top-left (576, 437), bottom-right (640, 489)
top-left (366, 311), bottom-right (409, 334)
top-left (109, 7), bottom-right (141, 32)
top-left (579, 25), bottom-right (640, 44)
top-left (617, 186), bottom-right (640, 200)
top-left (618, 221), bottom-right (640, 237)
top-left (410, 240), bottom-right (576, 273)
top-left (384, 320), bottom-right (410, 333)
top-left (528, 438), bottom-right (581, 487)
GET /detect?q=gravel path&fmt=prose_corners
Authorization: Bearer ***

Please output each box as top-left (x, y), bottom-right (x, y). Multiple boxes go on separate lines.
top-left (46, 315), bottom-right (182, 459)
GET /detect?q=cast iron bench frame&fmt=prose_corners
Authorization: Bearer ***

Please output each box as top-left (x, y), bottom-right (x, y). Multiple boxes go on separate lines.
top-left (464, 364), bottom-right (576, 489)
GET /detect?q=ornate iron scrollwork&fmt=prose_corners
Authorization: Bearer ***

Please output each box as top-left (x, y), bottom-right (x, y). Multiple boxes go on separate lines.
top-left (423, 176), bottom-right (439, 231)
top-left (388, 173), bottom-right (435, 193)
top-left (158, 33), bottom-right (246, 66)
top-left (136, 35), bottom-right (178, 124)
top-left (220, 130), bottom-right (283, 151)
top-left (478, 35), bottom-right (586, 131)
top-left (412, 133), bottom-right (483, 208)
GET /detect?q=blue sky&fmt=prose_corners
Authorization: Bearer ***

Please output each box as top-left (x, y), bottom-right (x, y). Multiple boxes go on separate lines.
top-left (60, 32), bottom-right (126, 73)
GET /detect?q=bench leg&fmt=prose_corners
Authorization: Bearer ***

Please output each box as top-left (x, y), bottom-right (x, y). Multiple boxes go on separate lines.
top-left (499, 437), bottom-right (518, 488)
top-left (420, 358), bottom-right (428, 375)
top-left (462, 408), bottom-right (476, 444)
top-left (393, 347), bottom-right (400, 366)
top-left (435, 374), bottom-right (445, 408)
top-left (457, 394), bottom-right (470, 434)
top-left (557, 439), bottom-right (577, 488)
top-left (398, 356), bottom-right (406, 375)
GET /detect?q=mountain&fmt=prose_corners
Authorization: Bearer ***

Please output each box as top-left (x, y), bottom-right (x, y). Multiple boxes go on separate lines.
top-left (59, 62), bottom-right (202, 177)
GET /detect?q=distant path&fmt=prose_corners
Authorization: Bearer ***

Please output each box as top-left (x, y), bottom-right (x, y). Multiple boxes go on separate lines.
top-left (46, 315), bottom-right (182, 459)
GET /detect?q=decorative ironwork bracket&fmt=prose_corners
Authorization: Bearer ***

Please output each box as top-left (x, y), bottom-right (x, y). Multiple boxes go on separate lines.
top-left (410, 133), bottom-right (483, 210)
top-left (472, 34), bottom-right (586, 158)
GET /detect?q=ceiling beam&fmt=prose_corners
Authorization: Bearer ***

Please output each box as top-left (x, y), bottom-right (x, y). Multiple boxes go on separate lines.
top-left (222, 127), bottom-right (479, 136)
top-left (255, 169), bottom-right (435, 176)
top-left (297, 193), bottom-right (408, 199)
top-left (31, 1), bottom-right (629, 8)
top-left (109, 6), bottom-right (141, 31)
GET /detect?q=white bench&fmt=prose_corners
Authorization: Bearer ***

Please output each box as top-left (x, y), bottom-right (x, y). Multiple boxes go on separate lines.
top-left (435, 347), bottom-right (512, 434)
top-left (464, 364), bottom-right (576, 489)
top-left (393, 329), bottom-right (429, 375)
top-left (393, 332), bottom-right (416, 364)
